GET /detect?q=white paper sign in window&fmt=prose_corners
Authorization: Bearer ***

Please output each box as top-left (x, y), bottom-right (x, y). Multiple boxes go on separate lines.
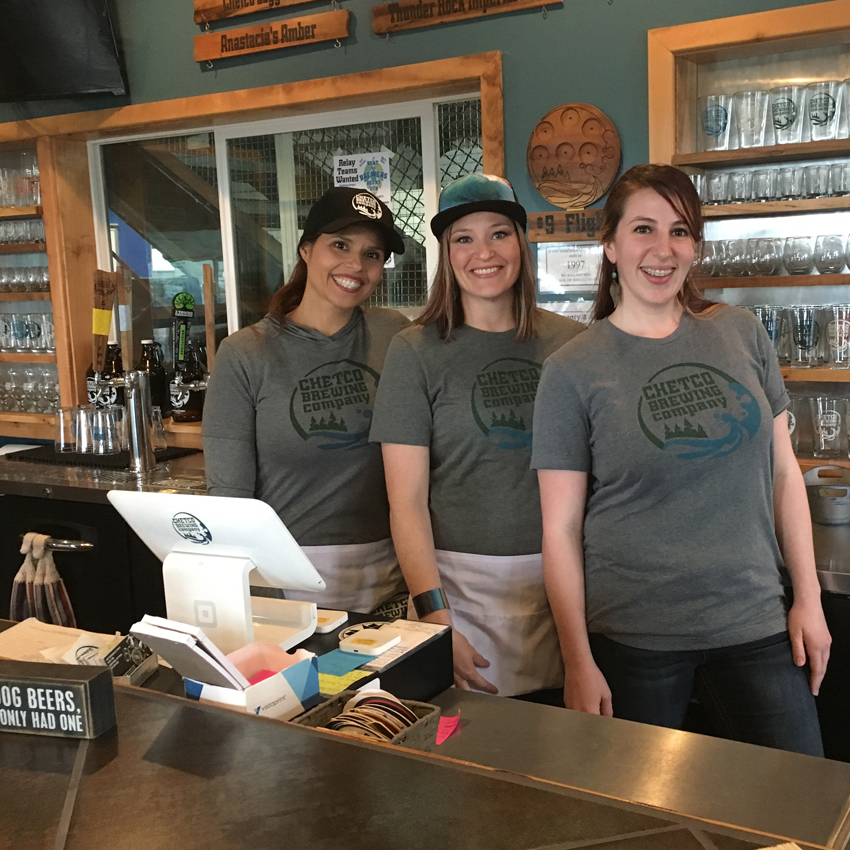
top-left (537, 242), bottom-right (603, 294)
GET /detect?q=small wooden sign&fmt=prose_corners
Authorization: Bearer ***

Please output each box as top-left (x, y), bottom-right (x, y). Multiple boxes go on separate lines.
top-left (527, 103), bottom-right (620, 210)
top-left (0, 660), bottom-right (116, 740)
top-left (528, 209), bottom-right (604, 243)
top-left (372, 0), bottom-right (555, 35)
top-left (194, 0), bottom-right (318, 24)
top-left (194, 9), bottom-right (349, 62)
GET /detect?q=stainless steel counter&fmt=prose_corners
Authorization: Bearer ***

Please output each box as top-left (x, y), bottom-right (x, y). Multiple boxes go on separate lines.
top-left (0, 453), bottom-right (206, 504)
top-left (431, 690), bottom-right (850, 849)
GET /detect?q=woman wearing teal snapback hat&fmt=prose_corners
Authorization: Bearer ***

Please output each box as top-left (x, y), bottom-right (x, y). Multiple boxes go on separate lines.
top-left (370, 174), bottom-right (585, 698)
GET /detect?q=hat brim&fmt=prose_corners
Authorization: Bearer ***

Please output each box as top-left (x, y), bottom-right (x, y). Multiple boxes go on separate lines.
top-left (307, 215), bottom-right (406, 256)
top-left (430, 199), bottom-right (527, 239)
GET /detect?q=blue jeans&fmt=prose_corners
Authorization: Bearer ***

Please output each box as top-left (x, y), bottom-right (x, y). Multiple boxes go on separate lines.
top-left (588, 632), bottom-right (824, 757)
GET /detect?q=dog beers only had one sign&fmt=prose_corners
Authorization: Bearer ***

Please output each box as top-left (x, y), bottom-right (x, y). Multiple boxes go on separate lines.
top-left (0, 661), bottom-right (117, 739)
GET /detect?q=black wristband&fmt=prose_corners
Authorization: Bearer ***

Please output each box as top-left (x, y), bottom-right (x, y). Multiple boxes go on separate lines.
top-left (412, 588), bottom-right (449, 619)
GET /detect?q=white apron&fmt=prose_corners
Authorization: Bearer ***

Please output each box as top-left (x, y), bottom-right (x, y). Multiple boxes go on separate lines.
top-left (435, 549), bottom-right (564, 697)
top-left (284, 538), bottom-right (405, 614)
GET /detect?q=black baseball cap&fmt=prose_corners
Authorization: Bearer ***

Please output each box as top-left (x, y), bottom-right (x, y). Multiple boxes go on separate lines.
top-left (301, 187), bottom-right (406, 256)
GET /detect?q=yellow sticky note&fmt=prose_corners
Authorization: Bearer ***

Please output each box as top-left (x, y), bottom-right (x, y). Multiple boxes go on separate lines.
top-left (318, 670), bottom-right (371, 695)
top-left (92, 308), bottom-right (112, 336)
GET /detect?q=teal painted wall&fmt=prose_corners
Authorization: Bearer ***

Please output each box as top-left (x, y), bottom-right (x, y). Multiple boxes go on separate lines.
top-left (0, 0), bottom-right (829, 212)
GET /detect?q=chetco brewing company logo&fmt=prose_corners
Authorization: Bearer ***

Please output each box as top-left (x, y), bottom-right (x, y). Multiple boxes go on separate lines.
top-left (471, 357), bottom-right (541, 451)
top-left (290, 359), bottom-right (380, 450)
top-left (637, 363), bottom-right (761, 460)
top-left (172, 512), bottom-right (212, 545)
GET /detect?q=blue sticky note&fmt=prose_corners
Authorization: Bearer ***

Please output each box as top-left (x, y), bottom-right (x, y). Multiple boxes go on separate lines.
top-left (317, 649), bottom-right (368, 677)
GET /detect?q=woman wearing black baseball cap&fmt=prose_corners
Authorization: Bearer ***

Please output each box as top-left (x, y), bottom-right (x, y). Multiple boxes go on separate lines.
top-left (204, 187), bottom-right (410, 615)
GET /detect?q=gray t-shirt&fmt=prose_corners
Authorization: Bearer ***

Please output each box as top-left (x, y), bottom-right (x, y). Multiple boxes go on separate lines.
top-left (203, 307), bottom-right (409, 546)
top-left (532, 305), bottom-right (789, 651)
top-left (369, 310), bottom-right (585, 555)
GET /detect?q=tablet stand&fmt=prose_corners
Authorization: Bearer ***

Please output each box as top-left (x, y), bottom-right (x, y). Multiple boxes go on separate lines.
top-left (162, 551), bottom-right (317, 655)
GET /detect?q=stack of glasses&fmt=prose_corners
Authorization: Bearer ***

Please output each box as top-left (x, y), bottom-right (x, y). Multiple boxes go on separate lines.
top-left (788, 396), bottom-right (850, 460)
top-left (0, 310), bottom-right (55, 353)
top-left (0, 365), bottom-right (59, 413)
top-left (0, 220), bottom-right (44, 244)
top-left (0, 153), bottom-right (40, 207)
top-left (0, 266), bottom-right (50, 292)
top-left (695, 163), bottom-right (850, 204)
top-left (697, 235), bottom-right (850, 278)
top-left (750, 304), bottom-right (850, 369)
top-left (699, 81), bottom-right (850, 151)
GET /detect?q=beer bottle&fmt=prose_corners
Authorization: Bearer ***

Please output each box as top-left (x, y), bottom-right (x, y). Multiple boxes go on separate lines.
top-left (170, 340), bottom-right (205, 423)
top-left (135, 339), bottom-right (171, 417)
top-left (99, 343), bottom-right (125, 409)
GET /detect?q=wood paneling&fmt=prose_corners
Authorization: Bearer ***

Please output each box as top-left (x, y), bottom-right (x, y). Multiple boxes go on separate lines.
top-left (782, 367), bottom-right (850, 382)
top-left (0, 53), bottom-right (503, 154)
top-left (0, 292), bottom-right (50, 302)
top-left (0, 353), bottom-right (55, 363)
top-left (38, 136), bottom-right (98, 409)
top-left (695, 273), bottom-right (850, 290)
top-left (0, 412), bottom-right (54, 440)
top-left (702, 197), bottom-right (850, 218)
top-left (0, 206), bottom-right (41, 220)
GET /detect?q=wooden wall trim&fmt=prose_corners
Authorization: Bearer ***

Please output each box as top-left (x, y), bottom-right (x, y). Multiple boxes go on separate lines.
top-left (479, 52), bottom-right (504, 176)
top-left (38, 136), bottom-right (98, 408)
top-left (649, 0), bottom-right (850, 56)
top-left (0, 52), bottom-right (503, 149)
top-left (647, 30), bottom-right (676, 165)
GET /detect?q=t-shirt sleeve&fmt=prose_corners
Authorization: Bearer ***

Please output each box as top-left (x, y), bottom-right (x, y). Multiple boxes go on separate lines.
top-left (369, 335), bottom-right (432, 447)
top-left (753, 316), bottom-right (790, 417)
top-left (202, 338), bottom-right (258, 497)
top-left (531, 357), bottom-right (591, 472)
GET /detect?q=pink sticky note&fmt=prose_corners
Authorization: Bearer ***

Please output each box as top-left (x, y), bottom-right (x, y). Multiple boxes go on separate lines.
top-left (436, 713), bottom-right (461, 745)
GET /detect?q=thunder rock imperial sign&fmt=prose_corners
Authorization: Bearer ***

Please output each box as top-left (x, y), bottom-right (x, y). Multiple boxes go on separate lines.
top-left (371, 0), bottom-right (557, 34)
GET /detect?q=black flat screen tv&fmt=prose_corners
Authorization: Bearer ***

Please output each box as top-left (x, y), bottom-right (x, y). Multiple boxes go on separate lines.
top-left (0, 0), bottom-right (127, 102)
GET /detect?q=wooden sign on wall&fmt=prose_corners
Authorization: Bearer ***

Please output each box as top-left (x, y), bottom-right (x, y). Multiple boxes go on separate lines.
top-left (194, 0), bottom-right (318, 24)
top-left (527, 209), bottom-right (604, 243)
top-left (194, 9), bottom-right (349, 61)
top-left (372, 0), bottom-right (556, 35)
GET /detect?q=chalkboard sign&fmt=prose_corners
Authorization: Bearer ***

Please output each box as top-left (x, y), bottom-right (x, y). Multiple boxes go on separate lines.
top-left (0, 661), bottom-right (116, 739)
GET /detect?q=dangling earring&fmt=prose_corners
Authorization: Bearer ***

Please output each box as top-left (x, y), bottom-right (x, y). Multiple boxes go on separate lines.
top-left (610, 266), bottom-right (620, 306)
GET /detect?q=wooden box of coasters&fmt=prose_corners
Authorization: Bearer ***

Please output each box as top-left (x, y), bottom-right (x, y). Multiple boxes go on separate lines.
top-left (292, 689), bottom-right (440, 751)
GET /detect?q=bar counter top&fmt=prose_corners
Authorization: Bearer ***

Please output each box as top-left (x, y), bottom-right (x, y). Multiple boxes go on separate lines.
top-left (0, 451), bottom-right (206, 504)
top-left (4, 681), bottom-right (850, 850)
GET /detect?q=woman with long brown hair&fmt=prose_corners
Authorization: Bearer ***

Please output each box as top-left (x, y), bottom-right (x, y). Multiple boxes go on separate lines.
top-left (203, 187), bottom-right (410, 614)
top-left (533, 164), bottom-right (829, 754)
top-left (370, 173), bottom-right (584, 698)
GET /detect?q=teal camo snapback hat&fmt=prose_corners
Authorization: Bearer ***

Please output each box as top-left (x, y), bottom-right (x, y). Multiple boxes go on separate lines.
top-left (430, 173), bottom-right (527, 239)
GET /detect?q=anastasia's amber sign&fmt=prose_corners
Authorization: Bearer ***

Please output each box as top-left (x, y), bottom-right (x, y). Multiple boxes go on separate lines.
top-left (193, 10), bottom-right (349, 61)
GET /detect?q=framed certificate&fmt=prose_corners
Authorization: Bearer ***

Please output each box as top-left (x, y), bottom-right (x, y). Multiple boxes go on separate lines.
top-left (537, 241), bottom-right (603, 295)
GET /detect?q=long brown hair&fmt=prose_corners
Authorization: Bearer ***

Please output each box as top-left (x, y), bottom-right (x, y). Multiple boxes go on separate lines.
top-left (267, 235), bottom-right (317, 324)
top-left (592, 164), bottom-right (714, 322)
top-left (417, 218), bottom-right (538, 342)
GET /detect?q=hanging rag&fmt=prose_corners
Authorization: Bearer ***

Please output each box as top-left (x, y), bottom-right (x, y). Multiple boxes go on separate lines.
top-left (9, 531), bottom-right (38, 622)
top-left (30, 533), bottom-right (77, 629)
